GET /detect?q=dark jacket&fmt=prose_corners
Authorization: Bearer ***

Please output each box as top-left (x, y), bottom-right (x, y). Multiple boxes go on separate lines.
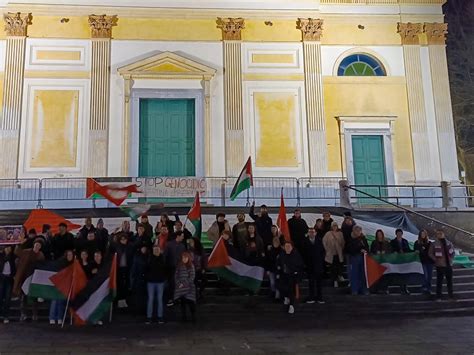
top-left (164, 240), bottom-right (186, 268)
top-left (95, 227), bottom-right (109, 254)
top-left (130, 252), bottom-right (148, 289)
top-left (370, 240), bottom-right (392, 255)
top-left (74, 237), bottom-right (99, 258)
top-left (288, 217), bottom-right (309, 248)
top-left (111, 241), bottom-right (135, 269)
top-left (249, 205), bottom-right (273, 246)
top-left (347, 235), bottom-right (370, 257)
top-left (390, 238), bottom-right (411, 253)
top-left (78, 225), bottom-right (96, 239)
top-left (232, 222), bottom-right (250, 252)
top-left (51, 232), bottom-right (75, 260)
top-left (145, 254), bottom-right (167, 283)
top-left (303, 237), bottom-right (325, 275)
top-left (265, 246), bottom-right (281, 273)
top-left (341, 221), bottom-right (355, 250)
top-left (414, 239), bottom-right (434, 265)
top-left (321, 218), bottom-right (334, 235)
top-left (0, 252), bottom-right (16, 278)
top-left (276, 249), bottom-right (304, 277)
top-left (141, 222), bottom-right (154, 240)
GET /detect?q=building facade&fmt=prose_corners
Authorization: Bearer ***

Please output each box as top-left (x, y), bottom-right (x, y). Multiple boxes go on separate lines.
top-left (0, 0), bottom-right (459, 187)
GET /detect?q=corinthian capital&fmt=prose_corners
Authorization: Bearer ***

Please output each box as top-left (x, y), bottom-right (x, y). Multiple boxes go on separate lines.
top-left (4, 12), bottom-right (32, 37)
top-left (88, 14), bottom-right (118, 39)
top-left (397, 22), bottom-right (423, 45)
top-left (424, 22), bottom-right (448, 45)
top-left (216, 17), bottom-right (245, 41)
top-left (297, 18), bottom-right (323, 42)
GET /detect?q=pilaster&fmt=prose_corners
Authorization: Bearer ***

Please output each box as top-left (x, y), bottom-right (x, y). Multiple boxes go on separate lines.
top-left (0, 12), bottom-right (31, 178)
top-left (424, 22), bottom-right (459, 182)
top-left (87, 14), bottom-right (117, 177)
top-left (217, 17), bottom-right (245, 176)
top-left (297, 18), bottom-right (328, 177)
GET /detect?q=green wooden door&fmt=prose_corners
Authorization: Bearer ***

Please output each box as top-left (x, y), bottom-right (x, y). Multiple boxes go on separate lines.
top-left (352, 135), bottom-right (387, 204)
top-left (139, 98), bottom-right (195, 177)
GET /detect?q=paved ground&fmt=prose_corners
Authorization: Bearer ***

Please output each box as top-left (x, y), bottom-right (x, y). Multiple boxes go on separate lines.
top-left (0, 314), bottom-right (473, 354)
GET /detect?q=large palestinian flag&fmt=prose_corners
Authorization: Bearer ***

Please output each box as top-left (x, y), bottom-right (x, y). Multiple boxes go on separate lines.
top-left (208, 237), bottom-right (264, 292)
top-left (86, 178), bottom-right (141, 206)
top-left (230, 157), bottom-right (253, 201)
top-left (71, 254), bottom-right (117, 324)
top-left (365, 252), bottom-right (424, 288)
top-left (22, 259), bottom-right (72, 300)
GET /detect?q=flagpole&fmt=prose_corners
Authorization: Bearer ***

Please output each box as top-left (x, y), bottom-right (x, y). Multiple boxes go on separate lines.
top-left (61, 258), bottom-right (76, 329)
top-left (109, 253), bottom-right (117, 323)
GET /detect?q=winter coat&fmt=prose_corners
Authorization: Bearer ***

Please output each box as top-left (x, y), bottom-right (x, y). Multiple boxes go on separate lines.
top-left (111, 241), bottom-right (135, 269)
top-left (341, 222), bottom-right (355, 250)
top-left (232, 222), bottom-right (250, 252)
top-left (189, 249), bottom-right (208, 272)
top-left (140, 222), bottom-right (154, 241)
top-left (78, 225), bottom-right (96, 239)
top-left (303, 237), bottom-right (325, 275)
top-left (347, 234), bottom-right (370, 257)
top-left (370, 240), bottom-right (392, 255)
top-left (322, 230), bottom-right (345, 263)
top-left (130, 252), bottom-right (148, 289)
top-left (321, 218), bottom-right (334, 235)
top-left (13, 246), bottom-right (45, 296)
top-left (174, 264), bottom-right (196, 302)
top-left (390, 238), bottom-right (411, 254)
top-left (276, 249), bottom-right (304, 278)
top-left (51, 232), bottom-right (75, 260)
top-left (145, 254), bottom-right (167, 283)
top-left (249, 205), bottom-right (273, 246)
top-left (265, 246), bottom-right (281, 273)
top-left (207, 220), bottom-right (231, 244)
top-left (414, 239), bottom-right (434, 265)
top-left (0, 252), bottom-right (16, 278)
top-left (95, 227), bottom-right (109, 254)
top-left (429, 239), bottom-right (455, 267)
top-left (288, 217), bottom-right (309, 249)
top-left (165, 240), bottom-right (186, 268)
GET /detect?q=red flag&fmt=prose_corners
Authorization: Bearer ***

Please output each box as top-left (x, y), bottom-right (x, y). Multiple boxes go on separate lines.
top-left (50, 259), bottom-right (88, 299)
top-left (207, 237), bottom-right (232, 268)
top-left (24, 209), bottom-right (81, 235)
top-left (277, 192), bottom-right (290, 242)
top-left (364, 254), bottom-right (388, 288)
top-left (86, 178), bottom-right (141, 206)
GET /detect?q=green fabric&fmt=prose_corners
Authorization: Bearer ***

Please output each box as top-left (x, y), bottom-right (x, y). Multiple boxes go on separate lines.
top-left (212, 267), bottom-right (262, 293)
top-left (230, 177), bottom-right (251, 201)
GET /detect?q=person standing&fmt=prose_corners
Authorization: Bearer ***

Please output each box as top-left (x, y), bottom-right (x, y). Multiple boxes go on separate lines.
top-left (414, 229), bottom-right (434, 295)
top-left (139, 214), bottom-right (154, 241)
top-left (129, 244), bottom-right (149, 315)
top-left (390, 229), bottom-right (411, 294)
top-left (95, 219), bottom-right (109, 254)
top-left (347, 226), bottom-right (369, 296)
top-left (51, 223), bottom-right (74, 260)
top-left (276, 242), bottom-right (304, 314)
top-left (322, 222), bottom-right (345, 287)
top-left (320, 212), bottom-right (334, 235)
top-left (145, 246), bottom-right (167, 324)
top-left (207, 213), bottom-right (231, 245)
top-left (429, 230), bottom-right (455, 301)
top-left (265, 237), bottom-right (282, 300)
top-left (0, 246), bottom-right (16, 324)
top-left (110, 233), bottom-right (135, 308)
top-left (288, 209), bottom-right (309, 254)
top-left (49, 250), bottom-right (74, 325)
top-left (249, 203), bottom-right (273, 247)
top-left (188, 237), bottom-right (207, 301)
top-left (78, 217), bottom-right (96, 240)
top-left (303, 228), bottom-right (325, 304)
top-left (232, 213), bottom-right (249, 253)
top-left (370, 229), bottom-right (391, 294)
top-left (174, 252), bottom-right (196, 322)
top-left (164, 231), bottom-right (186, 307)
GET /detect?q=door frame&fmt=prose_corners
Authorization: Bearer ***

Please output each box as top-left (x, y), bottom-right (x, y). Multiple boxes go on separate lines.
top-left (130, 89), bottom-right (204, 177)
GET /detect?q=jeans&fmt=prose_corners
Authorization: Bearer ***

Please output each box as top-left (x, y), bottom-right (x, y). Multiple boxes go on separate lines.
top-left (147, 282), bottom-right (165, 319)
top-left (268, 272), bottom-right (276, 293)
top-left (422, 263), bottom-right (434, 292)
top-left (350, 254), bottom-right (368, 295)
top-left (49, 300), bottom-right (66, 321)
top-left (0, 275), bottom-right (13, 319)
top-left (308, 273), bottom-right (323, 301)
top-left (436, 266), bottom-right (453, 298)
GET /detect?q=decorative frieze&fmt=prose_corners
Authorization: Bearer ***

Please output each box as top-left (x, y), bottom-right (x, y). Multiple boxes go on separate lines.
top-left (88, 14), bottom-right (118, 39)
top-left (297, 18), bottom-right (323, 42)
top-left (3, 12), bottom-right (32, 37)
top-left (216, 17), bottom-right (245, 41)
top-left (424, 22), bottom-right (448, 45)
top-left (397, 22), bottom-right (423, 45)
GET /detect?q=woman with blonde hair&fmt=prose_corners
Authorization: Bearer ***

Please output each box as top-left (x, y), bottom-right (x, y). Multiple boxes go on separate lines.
top-left (322, 221), bottom-right (345, 287)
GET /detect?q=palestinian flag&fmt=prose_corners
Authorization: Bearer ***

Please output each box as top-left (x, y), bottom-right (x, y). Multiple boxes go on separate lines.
top-left (24, 210), bottom-right (80, 235)
top-left (208, 237), bottom-right (264, 292)
top-left (120, 204), bottom-right (151, 221)
top-left (365, 252), bottom-right (424, 288)
top-left (277, 192), bottom-right (290, 242)
top-left (71, 254), bottom-right (117, 324)
top-left (187, 192), bottom-right (202, 239)
top-left (22, 259), bottom-right (72, 300)
top-left (230, 157), bottom-right (253, 201)
top-left (50, 259), bottom-right (88, 299)
top-left (86, 178), bottom-right (141, 206)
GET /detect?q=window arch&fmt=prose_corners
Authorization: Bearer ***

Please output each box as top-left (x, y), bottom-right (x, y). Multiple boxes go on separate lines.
top-left (337, 53), bottom-right (386, 76)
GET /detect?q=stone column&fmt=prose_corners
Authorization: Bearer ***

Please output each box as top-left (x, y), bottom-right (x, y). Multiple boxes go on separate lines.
top-left (424, 23), bottom-right (459, 182)
top-left (398, 23), bottom-right (436, 182)
top-left (202, 78), bottom-right (212, 176)
top-left (217, 17), bottom-right (245, 176)
top-left (87, 14), bottom-right (117, 177)
top-left (297, 18), bottom-right (328, 177)
top-left (0, 12), bottom-right (31, 178)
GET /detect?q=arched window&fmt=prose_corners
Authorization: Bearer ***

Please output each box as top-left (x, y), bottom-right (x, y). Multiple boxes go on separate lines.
top-left (337, 53), bottom-right (386, 76)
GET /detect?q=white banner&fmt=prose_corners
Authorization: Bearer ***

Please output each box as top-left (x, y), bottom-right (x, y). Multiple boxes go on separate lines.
top-left (132, 177), bottom-right (207, 198)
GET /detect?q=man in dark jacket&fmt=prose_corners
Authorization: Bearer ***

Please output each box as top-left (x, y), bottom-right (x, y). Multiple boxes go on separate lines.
top-left (288, 209), bottom-right (309, 254)
top-left (0, 246), bottom-right (16, 323)
top-left (110, 233), bottom-right (135, 308)
top-left (95, 219), bottom-right (109, 254)
top-left (78, 217), bottom-right (96, 240)
top-left (390, 229), bottom-right (411, 294)
top-left (276, 241), bottom-right (304, 314)
top-left (138, 215), bottom-right (154, 240)
top-left (51, 223), bottom-right (75, 260)
top-left (321, 212), bottom-right (334, 235)
top-left (171, 220), bottom-right (192, 242)
top-left (347, 226), bottom-right (370, 295)
top-left (303, 228), bottom-right (325, 304)
top-left (232, 213), bottom-right (249, 252)
top-left (249, 202), bottom-right (273, 246)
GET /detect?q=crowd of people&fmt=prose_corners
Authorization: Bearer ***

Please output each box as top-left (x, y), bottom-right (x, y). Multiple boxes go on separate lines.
top-left (0, 205), bottom-right (456, 324)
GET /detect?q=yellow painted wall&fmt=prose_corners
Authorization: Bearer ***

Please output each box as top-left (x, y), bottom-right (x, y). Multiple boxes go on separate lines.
top-left (321, 21), bottom-right (401, 45)
top-left (30, 90), bottom-right (79, 168)
top-left (323, 77), bottom-right (414, 179)
top-left (243, 20), bottom-right (301, 42)
top-left (28, 16), bottom-right (90, 39)
top-left (254, 92), bottom-right (298, 168)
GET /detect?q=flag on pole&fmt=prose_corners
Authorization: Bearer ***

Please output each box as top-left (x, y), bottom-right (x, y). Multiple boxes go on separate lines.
top-left (119, 204), bottom-right (151, 221)
top-left (365, 252), bottom-right (424, 288)
top-left (230, 157), bottom-right (253, 201)
top-left (277, 192), bottom-right (290, 242)
top-left (86, 178), bottom-right (141, 206)
top-left (71, 254), bottom-right (117, 324)
top-left (187, 192), bottom-right (202, 239)
top-left (208, 237), bottom-right (264, 292)
top-left (50, 259), bottom-right (88, 300)
top-left (24, 210), bottom-right (80, 235)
